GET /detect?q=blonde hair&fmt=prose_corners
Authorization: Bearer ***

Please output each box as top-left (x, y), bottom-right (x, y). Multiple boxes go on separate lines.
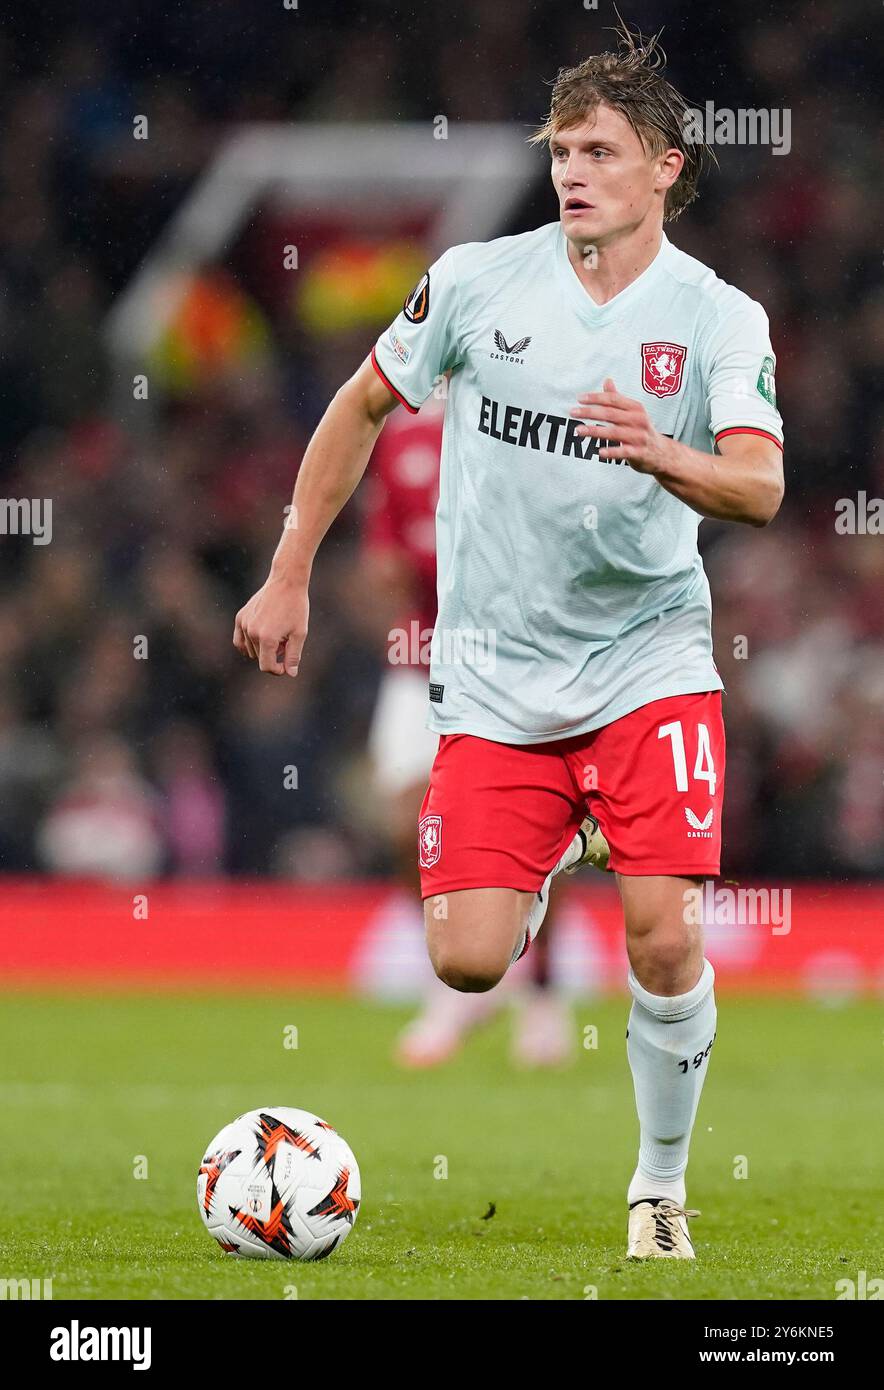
top-left (528, 21), bottom-right (715, 221)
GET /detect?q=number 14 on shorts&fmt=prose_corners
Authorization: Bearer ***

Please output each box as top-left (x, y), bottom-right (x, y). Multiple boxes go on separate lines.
top-left (658, 719), bottom-right (717, 796)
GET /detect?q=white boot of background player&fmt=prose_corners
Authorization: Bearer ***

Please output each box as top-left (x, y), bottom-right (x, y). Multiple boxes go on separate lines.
top-left (510, 815), bottom-right (610, 965)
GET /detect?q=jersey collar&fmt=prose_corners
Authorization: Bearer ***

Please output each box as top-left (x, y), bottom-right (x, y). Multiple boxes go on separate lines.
top-left (556, 224), bottom-right (671, 325)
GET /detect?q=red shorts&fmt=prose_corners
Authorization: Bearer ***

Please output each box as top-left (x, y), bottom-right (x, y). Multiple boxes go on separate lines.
top-left (417, 691), bottom-right (725, 896)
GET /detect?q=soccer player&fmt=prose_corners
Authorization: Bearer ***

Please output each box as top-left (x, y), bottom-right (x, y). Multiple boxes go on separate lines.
top-left (234, 28), bottom-right (784, 1259)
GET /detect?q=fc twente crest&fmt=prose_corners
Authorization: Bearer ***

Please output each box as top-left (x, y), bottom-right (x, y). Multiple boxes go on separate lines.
top-left (418, 815), bottom-right (442, 869)
top-left (641, 342), bottom-right (687, 397)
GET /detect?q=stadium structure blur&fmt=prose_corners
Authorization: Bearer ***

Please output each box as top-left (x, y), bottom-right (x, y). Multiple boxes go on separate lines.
top-left (0, 1), bottom-right (882, 885)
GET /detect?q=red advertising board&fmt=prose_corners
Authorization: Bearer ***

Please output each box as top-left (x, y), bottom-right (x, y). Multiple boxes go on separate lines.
top-left (0, 878), bottom-right (880, 996)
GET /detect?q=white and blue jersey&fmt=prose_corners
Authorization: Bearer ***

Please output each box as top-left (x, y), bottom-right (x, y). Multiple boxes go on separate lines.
top-left (372, 223), bottom-right (783, 744)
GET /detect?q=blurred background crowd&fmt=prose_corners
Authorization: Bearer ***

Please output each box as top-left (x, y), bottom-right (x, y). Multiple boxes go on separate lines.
top-left (0, 0), bottom-right (882, 883)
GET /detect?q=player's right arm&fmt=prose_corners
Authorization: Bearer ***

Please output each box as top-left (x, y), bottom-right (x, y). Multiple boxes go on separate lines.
top-left (233, 357), bottom-right (400, 676)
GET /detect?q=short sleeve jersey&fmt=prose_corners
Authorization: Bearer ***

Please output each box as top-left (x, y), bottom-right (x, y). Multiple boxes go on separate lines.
top-left (371, 223), bottom-right (783, 744)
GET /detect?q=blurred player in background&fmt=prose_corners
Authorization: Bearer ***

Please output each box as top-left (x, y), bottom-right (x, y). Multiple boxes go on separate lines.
top-left (362, 386), bottom-right (584, 1068)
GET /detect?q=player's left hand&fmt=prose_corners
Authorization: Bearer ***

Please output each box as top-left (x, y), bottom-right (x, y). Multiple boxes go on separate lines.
top-left (570, 378), bottom-right (675, 475)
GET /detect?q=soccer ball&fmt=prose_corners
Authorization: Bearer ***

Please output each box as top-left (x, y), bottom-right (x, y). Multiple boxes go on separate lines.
top-left (197, 1106), bottom-right (361, 1261)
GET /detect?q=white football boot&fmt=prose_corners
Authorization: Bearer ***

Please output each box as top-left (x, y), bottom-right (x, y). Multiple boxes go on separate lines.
top-left (394, 979), bottom-right (504, 1067)
top-left (564, 814), bottom-right (611, 873)
top-left (627, 1198), bottom-right (699, 1259)
top-left (511, 988), bottom-right (575, 1067)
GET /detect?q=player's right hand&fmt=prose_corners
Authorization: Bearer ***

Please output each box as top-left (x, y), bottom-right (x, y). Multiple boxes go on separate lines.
top-left (233, 575), bottom-right (309, 677)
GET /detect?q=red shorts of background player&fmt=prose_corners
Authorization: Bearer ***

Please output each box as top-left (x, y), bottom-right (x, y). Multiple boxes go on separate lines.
top-left (417, 691), bottom-right (725, 897)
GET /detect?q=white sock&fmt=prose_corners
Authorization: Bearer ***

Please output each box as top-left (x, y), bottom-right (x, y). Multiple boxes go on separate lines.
top-left (508, 832), bottom-right (584, 966)
top-left (625, 959), bottom-right (716, 1206)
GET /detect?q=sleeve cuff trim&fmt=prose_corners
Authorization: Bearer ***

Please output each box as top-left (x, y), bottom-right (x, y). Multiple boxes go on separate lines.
top-left (715, 426), bottom-right (783, 451)
top-left (370, 347), bottom-right (420, 413)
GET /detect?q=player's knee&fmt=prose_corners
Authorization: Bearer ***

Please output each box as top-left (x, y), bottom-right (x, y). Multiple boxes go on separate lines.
top-left (437, 965), bottom-right (501, 994)
top-left (632, 928), bottom-right (695, 991)
top-left (428, 925), bottom-right (510, 992)
top-left (431, 947), bottom-right (507, 993)
top-left (424, 889), bottom-right (521, 992)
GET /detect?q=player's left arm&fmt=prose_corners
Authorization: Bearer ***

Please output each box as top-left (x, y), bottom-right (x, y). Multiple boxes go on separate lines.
top-left (571, 377), bottom-right (784, 527)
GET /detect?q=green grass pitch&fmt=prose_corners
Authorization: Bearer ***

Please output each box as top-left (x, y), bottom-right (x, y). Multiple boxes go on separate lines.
top-left (1, 991), bottom-right (881, 1300)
